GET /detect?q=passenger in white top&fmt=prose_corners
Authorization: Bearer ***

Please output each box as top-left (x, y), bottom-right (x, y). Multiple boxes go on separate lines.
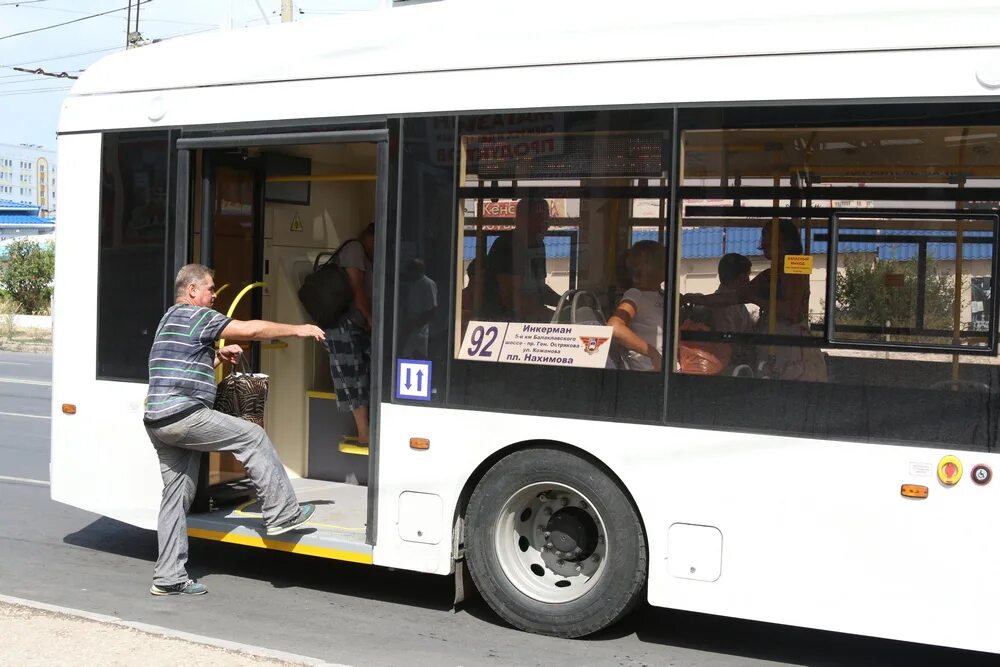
top-left (608, 241), bottom-right (664, 372)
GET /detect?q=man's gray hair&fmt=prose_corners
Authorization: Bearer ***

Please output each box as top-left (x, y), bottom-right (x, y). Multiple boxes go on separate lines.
top-left (174, 264), bottom-right (214, 298)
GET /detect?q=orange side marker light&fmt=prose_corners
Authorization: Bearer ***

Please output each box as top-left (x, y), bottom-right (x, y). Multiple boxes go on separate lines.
top-left (901, 484), bottom-right (929, 499)
top-left (61, 404), bottom-right (77, 415)
top-left (409, 437), bottom-right (430, 450)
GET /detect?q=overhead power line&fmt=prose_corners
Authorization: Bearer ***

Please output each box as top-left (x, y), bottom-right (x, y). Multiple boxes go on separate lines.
top-left (8, 44), bottom-right (122, 66)
top-left (0, 0), bottom-right (152, 42)
top-left (10, 3), bottom-right (212, 27)
top-left (0, 85), bottom-right (71, 97)
top-left (11, 66), bottom-right (78, 80)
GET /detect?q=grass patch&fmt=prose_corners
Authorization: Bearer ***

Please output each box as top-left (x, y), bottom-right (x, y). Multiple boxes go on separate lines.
top-left (0, 298), bottom-right (51, 353)
top-left (0, 326), bottom-right (52, 353)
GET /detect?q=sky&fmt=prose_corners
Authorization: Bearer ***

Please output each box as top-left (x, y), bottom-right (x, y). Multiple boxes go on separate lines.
top-left (0, 0), bottom-right (384, 150)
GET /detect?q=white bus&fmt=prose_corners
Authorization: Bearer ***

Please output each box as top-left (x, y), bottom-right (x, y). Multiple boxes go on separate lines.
top-left (51, 0), bottom-right (1000, 653)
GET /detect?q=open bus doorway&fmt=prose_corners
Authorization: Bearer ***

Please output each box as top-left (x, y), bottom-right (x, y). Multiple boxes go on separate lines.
top-left (177, 131), bottom-right (385, 563)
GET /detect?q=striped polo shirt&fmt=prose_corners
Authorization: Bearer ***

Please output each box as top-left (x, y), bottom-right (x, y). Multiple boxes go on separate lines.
top-left (143, 304), bottom-right (232, 424)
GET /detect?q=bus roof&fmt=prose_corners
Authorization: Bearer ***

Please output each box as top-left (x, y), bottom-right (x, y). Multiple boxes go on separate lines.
top-left (71, 0), bottom-right (1000, 97)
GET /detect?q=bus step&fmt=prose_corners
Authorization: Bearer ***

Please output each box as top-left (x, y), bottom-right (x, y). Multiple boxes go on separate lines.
top-left (338, 438), bottom-right (369, 456)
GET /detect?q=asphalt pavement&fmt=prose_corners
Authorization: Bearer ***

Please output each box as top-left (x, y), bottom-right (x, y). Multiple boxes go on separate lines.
top-left (0, 350), bottom-right (995, 666)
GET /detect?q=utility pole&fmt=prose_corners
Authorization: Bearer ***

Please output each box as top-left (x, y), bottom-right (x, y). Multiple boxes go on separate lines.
top-left (281, 0), bottom-right (293, 23)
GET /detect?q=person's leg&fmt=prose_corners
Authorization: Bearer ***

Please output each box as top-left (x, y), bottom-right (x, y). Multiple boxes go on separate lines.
top-left (147, 431), bottom-right (201, 588)
top-left (168, 408), bottom-right (301, 528)
top-left (352, 406), bottom-right (370, 443)
top-left (326, 322), bottom-right (370, 443)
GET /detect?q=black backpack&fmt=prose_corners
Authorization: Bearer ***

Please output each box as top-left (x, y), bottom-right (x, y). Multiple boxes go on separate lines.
top-left (297, 243), bottom-right (355, 329)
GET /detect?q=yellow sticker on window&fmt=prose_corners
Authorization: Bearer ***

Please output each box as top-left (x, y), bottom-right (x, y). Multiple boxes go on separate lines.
top-left (783, 255), bottom-right (813, 275)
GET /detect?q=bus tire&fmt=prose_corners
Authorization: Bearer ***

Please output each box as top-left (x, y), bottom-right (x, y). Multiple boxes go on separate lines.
top-left (465, 447), bottom-right (647, 638)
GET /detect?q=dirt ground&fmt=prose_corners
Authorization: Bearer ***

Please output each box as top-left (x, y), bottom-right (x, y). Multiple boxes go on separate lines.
top-left (0, 602), bottom-right (303, 666)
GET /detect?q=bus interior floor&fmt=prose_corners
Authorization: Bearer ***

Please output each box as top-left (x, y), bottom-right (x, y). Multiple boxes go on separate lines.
top-left (187, 477), bottom-right (371, 558)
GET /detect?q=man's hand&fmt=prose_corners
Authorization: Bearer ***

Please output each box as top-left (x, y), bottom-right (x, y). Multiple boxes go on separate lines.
top-left (649, 348), bottom-right (663, 373)
top-left (217, 344), bottom-right (243, 365)
top-left (298, 324), bottom-right (326, 341)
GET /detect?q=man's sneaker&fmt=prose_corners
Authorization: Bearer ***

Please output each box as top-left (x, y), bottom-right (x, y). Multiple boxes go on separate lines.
top-left (149, 580), bottom-right (207, 596)
top-left (266, 503), bottom-right (316, 536)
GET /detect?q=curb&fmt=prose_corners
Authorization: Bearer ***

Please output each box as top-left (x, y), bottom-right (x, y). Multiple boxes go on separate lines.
top-left (0, 594), bottom-right (350, 667)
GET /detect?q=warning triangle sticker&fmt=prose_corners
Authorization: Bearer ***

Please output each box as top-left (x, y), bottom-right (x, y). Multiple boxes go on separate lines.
top-left (290, 213), bottom-right (303, 232)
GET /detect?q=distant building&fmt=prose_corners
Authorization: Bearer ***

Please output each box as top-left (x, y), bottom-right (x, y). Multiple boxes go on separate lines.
top-left (0, 143), bottom-right (57, 217)
top-left (0, 199), bottom-right (55, 244)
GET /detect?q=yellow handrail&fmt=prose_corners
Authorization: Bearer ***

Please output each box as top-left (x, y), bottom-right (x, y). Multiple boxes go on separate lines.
top-left (216, 281), bottom-right (266, 382)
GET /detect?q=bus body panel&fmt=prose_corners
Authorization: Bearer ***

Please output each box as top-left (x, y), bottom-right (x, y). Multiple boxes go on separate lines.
top-left (376, 403), bottom-right (999, 653)
top-left (58, 46), bottom-right (1000, 136)
top-left (49, 133), bottom-right (163, 530)
top-left (64, 2), bottom-right (1000, 98)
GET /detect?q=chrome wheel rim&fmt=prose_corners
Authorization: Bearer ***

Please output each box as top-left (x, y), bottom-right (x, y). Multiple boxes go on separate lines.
top-left (493, 481), bottom-right (608, 603)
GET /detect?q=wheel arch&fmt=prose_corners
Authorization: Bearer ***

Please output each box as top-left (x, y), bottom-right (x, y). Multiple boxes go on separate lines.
top-left (452, 439), bottom-right (648, 558)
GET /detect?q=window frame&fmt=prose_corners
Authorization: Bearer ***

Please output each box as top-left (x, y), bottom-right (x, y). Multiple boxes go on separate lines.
top-left (824, 209), bottom-right (1000, 356)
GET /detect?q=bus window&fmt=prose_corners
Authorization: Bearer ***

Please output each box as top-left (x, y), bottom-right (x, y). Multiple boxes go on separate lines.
top-left (96, 131), bottom-right (174, 381)
top-left (669, 112), bottom-right (1000, 451)
top-left (443, 109), bottom-right (672, 422)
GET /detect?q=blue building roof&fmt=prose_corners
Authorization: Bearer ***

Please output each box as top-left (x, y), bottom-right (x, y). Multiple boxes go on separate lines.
top-left (0, 215), bottom-right (54, 226)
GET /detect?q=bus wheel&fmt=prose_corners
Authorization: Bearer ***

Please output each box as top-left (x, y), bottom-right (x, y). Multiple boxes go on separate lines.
top-left (465, 448), bottom-right (647, 638)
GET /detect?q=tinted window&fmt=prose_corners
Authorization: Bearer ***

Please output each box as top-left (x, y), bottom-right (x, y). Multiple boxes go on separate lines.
top-left (97, 132), bottom-right (173, 380)
top-left (449, 109), bottom-right (672, 421)
top-left (670, 106), bottom-right (1000, 451)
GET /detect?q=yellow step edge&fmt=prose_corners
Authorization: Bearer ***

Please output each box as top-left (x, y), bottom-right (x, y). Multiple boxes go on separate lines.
top-left (338, 440), bottom-right (370, 456)
top-left (306, 390), bottom-right (337, 400)
top-left (188, 527), bottom-right (372, 564)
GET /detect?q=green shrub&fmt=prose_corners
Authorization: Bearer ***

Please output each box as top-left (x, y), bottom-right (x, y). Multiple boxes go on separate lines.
top-left (0, 239), bottom-right (55, 315)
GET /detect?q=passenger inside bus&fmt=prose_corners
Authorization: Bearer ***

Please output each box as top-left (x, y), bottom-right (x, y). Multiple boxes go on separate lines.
top-left (682, 220), bottom-right (827, 381)
top-left (398, 258), bottom-right (438, 359)
top-left (708, 253), bottom-right (756, 374)
top-left (607, 240), bottom-right (665, 371)
top-left (460, 258), bottom-right (478, 333)
top-left (480, 198), bottom-right (560, 322)
top-left (322, 223), bottom-right (375, 445)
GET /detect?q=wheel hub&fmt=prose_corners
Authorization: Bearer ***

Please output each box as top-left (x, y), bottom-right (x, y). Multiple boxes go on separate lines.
top-left (492, 482), bottom-right (609, 604)
top-left (545, 507), bottom-right (597, 561)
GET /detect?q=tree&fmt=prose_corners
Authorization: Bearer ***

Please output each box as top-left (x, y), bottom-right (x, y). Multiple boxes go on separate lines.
top-left (0, 239), bottom-right (55, 315)
top-left (834, 255), bottom-right (955, 341)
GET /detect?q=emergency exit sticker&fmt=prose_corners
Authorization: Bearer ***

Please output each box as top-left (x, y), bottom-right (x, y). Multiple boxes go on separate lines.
top-left (784, 255), bottom-right (814, 275)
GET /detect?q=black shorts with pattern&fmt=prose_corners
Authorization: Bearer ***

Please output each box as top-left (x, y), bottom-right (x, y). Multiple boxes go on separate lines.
top-left (323, 318), bottom-right (371, 412)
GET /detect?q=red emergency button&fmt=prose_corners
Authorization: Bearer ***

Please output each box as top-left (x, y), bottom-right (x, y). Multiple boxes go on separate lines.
top-left (937, 455), bottom-right (963, 486)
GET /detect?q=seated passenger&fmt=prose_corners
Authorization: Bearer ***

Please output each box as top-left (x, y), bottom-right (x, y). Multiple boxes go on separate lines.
top-left (710, 253), bottom-right (756, 372)
top-left (480, 198), bottom-right (560, 322)
top-left (682, 220), bottom-right (826, 382)
top-left (608, 241), bottom-right (664, 371)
